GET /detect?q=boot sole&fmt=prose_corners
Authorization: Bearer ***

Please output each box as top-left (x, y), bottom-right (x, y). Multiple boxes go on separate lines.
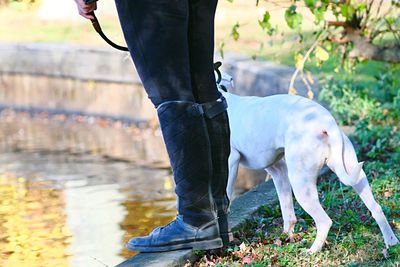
top-left (127, 237), bottom-right (223, 253)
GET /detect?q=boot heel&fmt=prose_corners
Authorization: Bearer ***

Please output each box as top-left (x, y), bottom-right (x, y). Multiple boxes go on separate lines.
top-left (193, 238), bottom-right (223, 250)
top-left (220, 232), bottom-right (233, 245)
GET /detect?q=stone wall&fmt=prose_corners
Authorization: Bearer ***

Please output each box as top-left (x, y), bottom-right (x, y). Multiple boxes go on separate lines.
top-left (0, 43), bottom-right (314, 122)
top-left (0, 43), bottom-right (316, 192)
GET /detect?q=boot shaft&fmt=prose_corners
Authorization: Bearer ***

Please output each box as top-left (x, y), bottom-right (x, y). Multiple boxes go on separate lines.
top-left (157, 100), bottom-right (216, 226)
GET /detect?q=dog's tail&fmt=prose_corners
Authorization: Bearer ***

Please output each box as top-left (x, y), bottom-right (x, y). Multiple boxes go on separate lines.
top-left (327, 124), bottom-right (364, 186)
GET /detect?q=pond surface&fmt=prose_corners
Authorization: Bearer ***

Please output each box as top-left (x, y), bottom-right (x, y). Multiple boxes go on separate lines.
top-left (0, 110), bottom-right (176, 267)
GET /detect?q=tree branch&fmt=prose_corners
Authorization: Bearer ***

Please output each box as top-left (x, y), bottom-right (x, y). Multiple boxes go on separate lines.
top-left (347, 33), bottom-right (400, 63)
top-left (327, 21), bottom-right (347, 27)
top-left (329, 36), bottom-right (351, 44)
top-left (288, 31), bottom-right (326, 94)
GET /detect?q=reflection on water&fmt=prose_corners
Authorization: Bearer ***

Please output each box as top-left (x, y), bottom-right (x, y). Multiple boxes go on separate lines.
top-left (0, 111), bottom-right (176, 267)
top-left (0, 175), bottom-right (71, 267)
top-left (0, 109), bottom-right (264, 266)
top-left (0, 154), bottom-right (176, 267)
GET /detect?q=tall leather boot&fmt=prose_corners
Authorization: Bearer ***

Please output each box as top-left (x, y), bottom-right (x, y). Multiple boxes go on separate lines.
top-left (206, 111), bottom-right (232, 247)
top-left (199, 97), bottom-right (232, 247)
top-left (126, 100), bottom-right (222, 252)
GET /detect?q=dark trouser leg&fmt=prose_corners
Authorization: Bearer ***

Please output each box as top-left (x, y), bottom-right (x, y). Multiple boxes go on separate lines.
top-left (115, 0), bottom-right (194, 106)
top-left (114, 0), bottom-right (222, 252)
top-left (188, 0), bottom-right (232, 245)
top-left (188, 0), bottom-right (221, 103)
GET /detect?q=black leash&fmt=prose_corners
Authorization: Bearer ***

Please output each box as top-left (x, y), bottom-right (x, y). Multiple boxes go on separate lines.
top-left (88, 11), bottom-right (224, 83)
top-left (88, 11), bottom-right (129, 52)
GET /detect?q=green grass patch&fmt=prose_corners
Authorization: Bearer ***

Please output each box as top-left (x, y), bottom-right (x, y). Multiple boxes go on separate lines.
top-left (195, 162), bottom-right (399, 266)
top-left (194, 66), bottom-right (400, 266)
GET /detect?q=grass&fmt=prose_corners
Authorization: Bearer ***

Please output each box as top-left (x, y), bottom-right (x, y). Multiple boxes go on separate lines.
top-left (194, 76), bottom-right (400, 266)
top-left (194, 160), bottom-right (400, 266)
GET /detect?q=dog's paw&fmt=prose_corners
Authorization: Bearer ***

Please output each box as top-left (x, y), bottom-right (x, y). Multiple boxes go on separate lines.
top-left (307, 245), bottom-right (322, 254)
top-left (306, 248), bottom-right (316, 254)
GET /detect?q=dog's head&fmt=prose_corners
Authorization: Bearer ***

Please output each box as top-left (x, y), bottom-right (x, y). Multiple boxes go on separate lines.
top-left (214, 62), bottom-right (234, 93)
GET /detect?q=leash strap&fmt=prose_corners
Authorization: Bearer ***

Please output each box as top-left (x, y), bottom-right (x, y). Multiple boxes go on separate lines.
top-left (88, 11), bottom-right (129, 52)
top-left (214, 62), bottom-right (223, 84)
top-left (189, 96), bottom-right (228, 119)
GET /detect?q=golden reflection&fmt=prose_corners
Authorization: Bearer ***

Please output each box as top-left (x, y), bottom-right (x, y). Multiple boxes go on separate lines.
top-left (119, 196), bottom-right (176, 259)
top-left (0, 174), bottom-right (71, 267)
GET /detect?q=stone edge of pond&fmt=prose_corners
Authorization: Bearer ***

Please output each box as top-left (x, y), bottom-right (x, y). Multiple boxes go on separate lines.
top-left (115, 180), bottom-right (277, 267)
top-left (0, 43), bottom-right (314, 98)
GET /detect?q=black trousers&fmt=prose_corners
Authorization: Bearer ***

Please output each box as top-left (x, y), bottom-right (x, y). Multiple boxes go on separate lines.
top-left (115, 0), bottom-right (221, 107)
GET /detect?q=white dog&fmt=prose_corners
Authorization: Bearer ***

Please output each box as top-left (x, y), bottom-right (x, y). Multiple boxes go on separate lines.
top-left (217, 71), bottom-right (399, 253)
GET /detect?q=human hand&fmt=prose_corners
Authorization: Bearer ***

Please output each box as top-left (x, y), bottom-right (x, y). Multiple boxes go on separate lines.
top-left (74, 0), bottom-right (97, 20)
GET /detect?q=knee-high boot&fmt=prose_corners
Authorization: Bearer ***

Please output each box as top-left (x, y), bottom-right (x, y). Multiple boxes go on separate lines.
top-left (196, 95), bottom-right (232, 246)
top-left (205, 110), bottom-right (232, 246)
top-left (126, 100), bottom-right (222, 252)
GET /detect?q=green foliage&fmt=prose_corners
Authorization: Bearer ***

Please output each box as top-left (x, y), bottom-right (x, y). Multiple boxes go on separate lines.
top-left (224, 0), bottom-right (400, 66)
top-left (319, 65), bottom-right (400, 125)
top-left (231, 22), bottom-right (240, 41)
top-left (0, 0), bottom-right (39, 10)
top-left (258, 11), bottom-right (275, 36)
top-left (373, 66), bottom-right (400, 103)
top-left (284, 5), bottom-right (303, 32)
top-left (353, 95), bottom-right (400, 162)
top-left (319, 78), bottom-right (380, 125)
top-left (0, 0), bottom-right (36, 6)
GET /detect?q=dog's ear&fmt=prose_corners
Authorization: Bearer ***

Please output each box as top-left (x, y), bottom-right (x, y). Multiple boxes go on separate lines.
top-left (214, 61), bottom-right (222, 70)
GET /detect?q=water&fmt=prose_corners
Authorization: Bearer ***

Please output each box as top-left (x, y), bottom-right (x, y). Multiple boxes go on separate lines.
top-left (0, 110), bottom-right (176, 267)
top-left (0, 109), bottom-right (265, 267)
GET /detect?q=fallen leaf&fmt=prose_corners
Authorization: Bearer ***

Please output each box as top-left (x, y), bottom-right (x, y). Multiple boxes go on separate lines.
top-left (242, 256), bottom-right (253, 265)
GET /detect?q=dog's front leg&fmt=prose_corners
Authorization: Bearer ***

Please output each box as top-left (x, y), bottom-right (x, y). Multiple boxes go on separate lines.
top-left (226, 148), bottom-right (241, 200)
top-left (353, 176), bottom-right (400, 248)
top-left (266, 159), bottom-right (297, 238)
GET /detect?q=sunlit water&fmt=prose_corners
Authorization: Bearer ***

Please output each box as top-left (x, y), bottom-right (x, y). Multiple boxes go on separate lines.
top-left (0, 110), bottom-right (177, 267)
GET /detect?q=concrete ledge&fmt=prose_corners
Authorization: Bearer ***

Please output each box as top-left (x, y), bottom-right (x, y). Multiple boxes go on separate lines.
top-left (116, 180), bottom-right (277, 267)
top-left (0, 43), bottom-right (317, 123)
top-left (0, 43), bottom-right (315, 97)
top-left (0, 43), bottom-right (139, 84)
top-left (217, 52), bottom-right (315, 97)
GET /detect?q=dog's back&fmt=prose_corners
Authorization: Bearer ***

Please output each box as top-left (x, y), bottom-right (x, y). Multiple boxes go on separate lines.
top-left (223, 93), bottom-right (336, 166)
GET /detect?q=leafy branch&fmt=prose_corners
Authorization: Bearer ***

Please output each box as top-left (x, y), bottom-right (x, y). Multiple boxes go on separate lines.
top-left (288, 29), bottom-right (328, 98)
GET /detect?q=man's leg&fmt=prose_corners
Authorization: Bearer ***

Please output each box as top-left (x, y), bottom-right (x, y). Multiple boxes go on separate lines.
top-left (114, 0), bottom-right (222, 251)
top-left (188, 0), bottom-right (232, 246)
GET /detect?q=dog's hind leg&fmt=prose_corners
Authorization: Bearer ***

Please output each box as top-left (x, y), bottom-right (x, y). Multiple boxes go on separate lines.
top-left (353, 177), bottom-right (399, 248)
top-left (266, 159), bottom-right (297, 237)
top-left (340, 133), bottom-right (399, 247)
top-left (227, 148), bottom-right (241, 201)
top-left (285, 140), bottom-right (332, 253)
top-left (288, 170), bottom-right (332, 253)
